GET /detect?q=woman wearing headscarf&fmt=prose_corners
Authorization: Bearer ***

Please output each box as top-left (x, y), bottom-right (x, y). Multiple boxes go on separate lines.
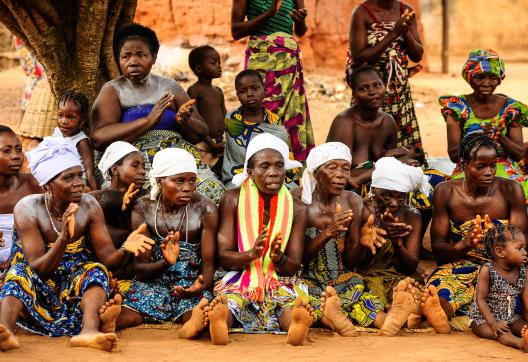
top-left (440, 49), bottom-right (528, 198)
top-left (114, 148), bottom-right (218, 343)
top-left (358, 157), bottom-right (427, 308)
top-left (293, 142), bottom-right (389, 332)
top-left (90, 141), bottom-right (146, 281)
top-left (215, 134), bottom-right (355, 345)
top-left (0, 137), bottom-right (154, 352)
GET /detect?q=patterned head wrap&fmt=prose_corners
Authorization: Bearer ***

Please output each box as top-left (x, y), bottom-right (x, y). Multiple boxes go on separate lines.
top-left (462, 49), bottom-right (505, 84)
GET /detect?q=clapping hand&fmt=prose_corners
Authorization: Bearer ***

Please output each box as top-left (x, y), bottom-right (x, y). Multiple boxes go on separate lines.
top-left (270, 232), bottom-right (283, 264)
top-left (393, 9), bottom-right (415, 36)
top-left (176, 99), bottom-right (196, 123)
top-left (380, 209), bottom-right (413, 240)
top-left (148, 93), bottom-right (175, 124)
top-left (360, 215), bottom-right (388, 254)
top-left (122, 183), bottom-right (140, 211)
top-left (173, 275), bottom-right (206, 299)
top-left (123, 223), bottom-right (156, 256)
top-left (161, 231), bottom-right (180, 266)
top-left (323, 203), bottom-right (353, 239)
top-left (247, 226), bottom-right (268, 260)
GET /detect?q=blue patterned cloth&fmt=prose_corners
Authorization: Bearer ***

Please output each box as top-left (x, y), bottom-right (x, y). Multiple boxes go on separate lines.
top-left (0, 231), bottom-right (109, 336)
top-left (124, 238), bottom-right (212, 322)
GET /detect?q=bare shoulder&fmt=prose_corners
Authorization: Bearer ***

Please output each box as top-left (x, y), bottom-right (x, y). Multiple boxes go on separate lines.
top-left (403, 205), bottom-right (421, 221)
top-left (214, 86), bottom-right (224, 95)
top-left (290, 186), bottom-right (301, 200)
top-left (434, 179), bottom-right (458, 199)
top-left (333, 107), bottom-right (356, 123)
top-left (345, 189), bottom-right (363, 208)
top-left (80, 192), bottom-right (102, 211)
top-left (352, 3), bottom-right (368, 18)
top-left (194, 193), bottom-right (218, 215)
top-left (381, 111), bottom-right (396, 126)
top-left (136, 194), bottom-right (155, 209)
top-left (293, 197), bottom-right (308, 214)
top-left (14, 194), bottom-right (41, 218)
top-left (496, 176), bottom-right (522, 192)
top-left (187, 82), bottom-right (200, 96)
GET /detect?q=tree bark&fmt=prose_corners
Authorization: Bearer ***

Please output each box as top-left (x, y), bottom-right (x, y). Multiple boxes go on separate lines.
top-left (0, 0), bottom-right (137, 106)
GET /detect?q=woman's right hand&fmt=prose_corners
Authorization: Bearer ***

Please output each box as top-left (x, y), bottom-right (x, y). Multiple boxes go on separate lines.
top-left (247, 227), bottom-right (268, 260)
top-left (491, 321), bottom-right (510, 338)
top-left (393, 9), bottom-right (415, 37)
top-left (147, 93), bottom-right (175, 125)
top-left (360, 215), bottom-right (388, 254)
top-left (58, 203), bottom-right (79, 243)
top-left (323, 204), bottom-right (353, 239)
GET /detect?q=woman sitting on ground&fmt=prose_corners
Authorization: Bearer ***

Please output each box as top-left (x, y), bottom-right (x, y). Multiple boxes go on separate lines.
top-left (91, 23), bottom-right (224, 203)
top-left (294, 143), bottom-right (422, 337)
top-left (91, 141), bottom-right (147, 281)
top-left (359, 157), bottom-right (427, 307)
top-left (215, 133), bottom-right (355, 345)
top-left (441, 49), bottom-right (528, 199)
top-left (0, 138), bottom-right (154, 352)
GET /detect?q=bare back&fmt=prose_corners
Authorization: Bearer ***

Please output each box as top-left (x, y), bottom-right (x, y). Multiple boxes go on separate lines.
top-left (188, 83), bottom-right (227, 140)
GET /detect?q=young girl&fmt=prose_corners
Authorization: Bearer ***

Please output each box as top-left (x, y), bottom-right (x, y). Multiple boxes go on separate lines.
top-left (469, 223), bottom-right (528, 352)
top-left (52, 90), bottom-right (98, 190)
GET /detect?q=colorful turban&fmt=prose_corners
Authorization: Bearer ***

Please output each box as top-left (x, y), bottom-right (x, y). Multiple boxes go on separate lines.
top-left (371, 157), bottom-right (430, 196)
top-left (27, 137), bottom-right (82, 186)
top-left (97, 141), bottom-right (140, 180)
top-left (149, 148), bottom-right (197, 200)
top-left (462, 49), bottom-right (505, 84)
top-left (231, 133), bottom-right (302, 187)
top-left (301, 142), bottom-right (352, 204)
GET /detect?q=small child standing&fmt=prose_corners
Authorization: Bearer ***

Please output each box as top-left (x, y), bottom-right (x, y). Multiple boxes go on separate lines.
top-left (187, 45), bottom-right (227, 178)
top-left (469, 223), bottom-right (528, 352)
top-left (52, 90), bottom-right (98, 191)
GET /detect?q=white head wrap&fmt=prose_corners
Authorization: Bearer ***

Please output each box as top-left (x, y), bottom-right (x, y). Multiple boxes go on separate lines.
top-left (97, 141), bottom-right (140, 180)
top-left (371, 157), bottom-right (430, 196)
top-left (231, 133), bottom-right (302, 187)
top-left (27, 137), bottom-right (82, 186)
top-left (301, 142), bottom-right (352, 204)
top-left (149, 148), bottom-right (197, 200)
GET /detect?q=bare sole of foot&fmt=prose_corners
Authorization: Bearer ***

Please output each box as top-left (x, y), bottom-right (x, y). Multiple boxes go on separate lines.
top-left (0, 323), bottom-right (20, 351)
top-left (70, 332), bottom-right (118, 352)
top-left (286, 297), bottom-right (314, 346)
top-left (178, 298), bottom-right (209, 339)
top-left (320, 286), bottom-right (357, 337)
top-left (521, 325), bottom-right (528, 352)
top-left (407, 281), bottom-right (423, 329)
top-left (421, 285), bottom-right (451, 334)
top-left (381, 278), bottom-right (418, 336)
top-left (99, 294), bottom-right (122, 333)
top-left (205, 294), bottom-right (229, 345)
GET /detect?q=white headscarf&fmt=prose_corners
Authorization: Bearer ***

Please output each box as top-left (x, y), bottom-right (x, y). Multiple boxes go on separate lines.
top-left (371, 157), bottom-right (430, 195)
top-left (149, 148), bottom-right (197, 200)
top-left (27, 137), bottom-right (82, 186)
top-left (231, 133), bottom-right (302, 187)
top-left (97, 141), bottom-right (140, 180)
top-left (301, 142), bottom-right (352, 204)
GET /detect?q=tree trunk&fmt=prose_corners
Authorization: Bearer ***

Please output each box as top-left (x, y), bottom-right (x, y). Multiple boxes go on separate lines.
top-left (0, 0), bottom-right (137, 106)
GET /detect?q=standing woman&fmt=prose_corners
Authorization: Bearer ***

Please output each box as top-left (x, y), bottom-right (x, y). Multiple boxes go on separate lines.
top-left (347, 0), bottom-right (423, 147)
top-left (231, 0), bottom-right (314, 161)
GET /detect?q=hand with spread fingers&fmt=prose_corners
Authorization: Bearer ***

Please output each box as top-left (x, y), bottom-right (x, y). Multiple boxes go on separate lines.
top-left (360, 215), bottom-right (388, 254)
top-left (176, 99), bottom-right (196, 124)
top-left (160, 231), bottom-right (180, 266)
top-left (148, 92), bottom-right (175, 124)
top-left (380, 209), bottom-right (413, 240)
top-left (122, 183), bottom-right (140, 211)
top-left (173, 274), bottom-right (206, 299)
top-left (270, 232), bottom-right (283, 264)
top-left (123, 223), bottom-right (156, 256)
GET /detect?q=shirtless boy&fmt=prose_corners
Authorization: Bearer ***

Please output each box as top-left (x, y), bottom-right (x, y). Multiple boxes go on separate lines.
top-left (188, 45), bottom-right (227, 177)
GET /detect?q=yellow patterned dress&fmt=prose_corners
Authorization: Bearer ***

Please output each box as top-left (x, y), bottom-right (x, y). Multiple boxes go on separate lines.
top-left (301, 227), bottom-right (384, 326)
top-left (0, 232), bottom-right (109, 336)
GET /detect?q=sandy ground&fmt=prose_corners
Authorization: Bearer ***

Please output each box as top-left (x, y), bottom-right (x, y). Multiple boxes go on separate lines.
top-left (3, 327), bottom-right (527, 361)
top-left (1, 62), bottom-right (528, 361)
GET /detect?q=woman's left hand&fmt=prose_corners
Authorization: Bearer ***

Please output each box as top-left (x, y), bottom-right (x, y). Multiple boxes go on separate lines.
top-left (291, 8), bottom-right (307, 23)
top-left (381, 210), bottom-right (413, 239)
top-left (172, 275), bottom-right (206, 298)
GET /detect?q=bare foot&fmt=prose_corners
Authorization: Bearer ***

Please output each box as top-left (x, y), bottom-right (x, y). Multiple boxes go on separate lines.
top-left (381, 278), bottom-right (418, 336)
top-left (70, 332), bottom-right (118, 352)
top-left (320, 286), bottom-right (357, 337)
top-left (99, 294), bottom-right (122, 333)
top-left (205, 294), bottom-right (229, 345)
top-left (521, 325), bottom-right (528, 352)
top-left (0, 324), bottom-right (20, 351)
top-left (407, 281), bottom-right (423, 329)
top-left (178, 298), bottom-right (209, 339)
top-left (421, 285), bottom-right (451, 334)
top-left (286, 297), bottom-right (315, 346)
